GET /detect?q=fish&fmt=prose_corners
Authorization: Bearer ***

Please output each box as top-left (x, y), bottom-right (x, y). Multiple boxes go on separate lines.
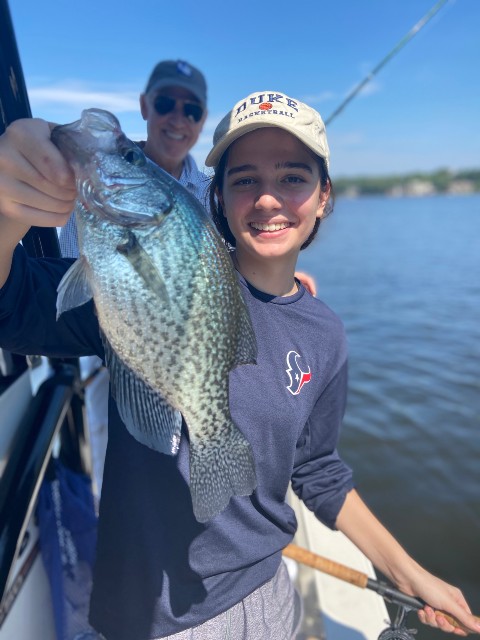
top-left (51, 108), bottom-right (258, 522)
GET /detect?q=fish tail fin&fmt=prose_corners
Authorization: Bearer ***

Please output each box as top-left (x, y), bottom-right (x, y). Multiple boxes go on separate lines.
top-left (189, 426), bottom-right (257, 523)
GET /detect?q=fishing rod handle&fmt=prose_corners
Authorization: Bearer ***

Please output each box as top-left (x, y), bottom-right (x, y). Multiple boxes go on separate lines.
top-left (283, 543), bottom-right (480, 634)
top-left (425, 611), bottom-right (480, 635)
top-left (282, 543), bottom-right (369, 588)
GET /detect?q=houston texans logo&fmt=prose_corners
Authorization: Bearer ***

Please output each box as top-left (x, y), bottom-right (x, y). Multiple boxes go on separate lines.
top-left (286, 350), bottom-right (312, 395)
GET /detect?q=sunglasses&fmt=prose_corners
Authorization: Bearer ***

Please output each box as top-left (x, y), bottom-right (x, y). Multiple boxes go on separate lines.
top-left (153, 95), bottom-right (204, 123)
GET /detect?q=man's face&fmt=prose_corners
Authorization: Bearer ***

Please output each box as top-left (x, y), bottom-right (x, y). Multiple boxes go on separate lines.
top-left (140, 85), bottom-right (207, 176)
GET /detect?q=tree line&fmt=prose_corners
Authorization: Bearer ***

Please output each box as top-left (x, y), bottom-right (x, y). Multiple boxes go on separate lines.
top-left (333, 168), bottom-right (480, 196)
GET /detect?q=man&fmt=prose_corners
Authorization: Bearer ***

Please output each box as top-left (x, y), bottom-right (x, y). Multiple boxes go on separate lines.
top-left (139, 59), bottom-right (208, 189)
top-left (60, 59), bottom-right (209, 257)
top-left (58, 60), bottom-right (209, 495)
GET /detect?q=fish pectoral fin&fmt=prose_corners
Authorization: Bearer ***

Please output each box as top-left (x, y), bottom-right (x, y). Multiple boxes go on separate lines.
top-left (103, 334), bottom-right (181, 455)
top-left (116, 230), bottom-right (169, 304)
top-left (189, 425), bottom-right (257, 522)
top-left (56, 255), bottom-right (94, 319)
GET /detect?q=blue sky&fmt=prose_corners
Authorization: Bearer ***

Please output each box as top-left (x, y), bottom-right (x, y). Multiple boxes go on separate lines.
top-left (8, 0), bottom-right (480, 177)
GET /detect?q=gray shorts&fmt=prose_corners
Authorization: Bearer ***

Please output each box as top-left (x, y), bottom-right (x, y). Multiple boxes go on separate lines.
top-left (160, 560), bottom-right (302, 639)
top-left (98, 561), bottom-right (302, 640)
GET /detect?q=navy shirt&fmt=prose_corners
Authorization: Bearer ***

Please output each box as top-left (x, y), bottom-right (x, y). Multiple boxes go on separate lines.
top-left (0, 248), bottom-right (354, 639)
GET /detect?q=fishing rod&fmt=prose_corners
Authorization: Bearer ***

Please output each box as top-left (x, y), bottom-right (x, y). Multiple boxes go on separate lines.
top-left (325, 0), bottom-right (451, 126)
top-left (283, 543), bottom-right (480, 639)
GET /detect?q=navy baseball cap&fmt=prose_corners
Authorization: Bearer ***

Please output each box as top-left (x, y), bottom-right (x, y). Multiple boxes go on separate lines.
top-left (144, 59), bottom-right (207, 106)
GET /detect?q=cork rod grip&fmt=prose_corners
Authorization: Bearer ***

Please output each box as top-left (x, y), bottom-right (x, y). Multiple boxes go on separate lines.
top-left (282, 543), bottom-right (369, 588)
top-left (435, 612), bottom-right (480, 634)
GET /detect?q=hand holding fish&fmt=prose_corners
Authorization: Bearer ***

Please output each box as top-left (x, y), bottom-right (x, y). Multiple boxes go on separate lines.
top-left (0, 118), bottom-right (70, 285)
top-left (0, 117), bottom-right (76, 227)
top-left (0, 110), bottom-right (258, 521)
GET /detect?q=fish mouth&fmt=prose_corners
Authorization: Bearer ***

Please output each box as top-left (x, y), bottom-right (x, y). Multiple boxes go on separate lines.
top-left (249, 221), bottom-right (291, 232)
top-left (52, 109), bottom-right (122, 159)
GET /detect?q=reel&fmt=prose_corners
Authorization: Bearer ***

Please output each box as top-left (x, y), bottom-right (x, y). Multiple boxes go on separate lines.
top-left (378, 605), bottom-right (418, 640)
top-left (378, 628), bottom-right (417, 640)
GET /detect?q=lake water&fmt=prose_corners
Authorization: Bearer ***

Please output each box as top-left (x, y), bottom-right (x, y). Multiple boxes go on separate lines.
top-left (297, 194), bottom-right (480, 639)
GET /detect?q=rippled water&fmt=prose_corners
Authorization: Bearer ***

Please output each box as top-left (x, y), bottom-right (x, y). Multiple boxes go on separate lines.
top-left (298, 194), bottom-right (480, 638)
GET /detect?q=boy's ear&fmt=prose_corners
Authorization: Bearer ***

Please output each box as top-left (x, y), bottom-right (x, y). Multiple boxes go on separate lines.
top-left (215, 189), bottom-right (226, 215)
top-left (316, 185), bottom-right (331, 218)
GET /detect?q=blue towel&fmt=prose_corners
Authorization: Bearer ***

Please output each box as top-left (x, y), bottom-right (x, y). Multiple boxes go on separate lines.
top-left (36, 459), bottom-right (100, 640)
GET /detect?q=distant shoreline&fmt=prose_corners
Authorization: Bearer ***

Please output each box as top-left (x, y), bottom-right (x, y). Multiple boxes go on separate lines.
top-left (333, 168), bottom-right (480, 198)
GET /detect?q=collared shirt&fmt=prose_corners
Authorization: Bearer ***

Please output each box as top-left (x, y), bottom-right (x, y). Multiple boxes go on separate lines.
top-left (179, 152), bottom-right (210, 209)
top-left (58, 152), bottom-right (210, 259)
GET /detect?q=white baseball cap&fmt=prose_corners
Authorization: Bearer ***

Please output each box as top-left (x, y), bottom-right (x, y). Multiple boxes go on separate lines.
top-left (205, 90), bottom-right (330, 169)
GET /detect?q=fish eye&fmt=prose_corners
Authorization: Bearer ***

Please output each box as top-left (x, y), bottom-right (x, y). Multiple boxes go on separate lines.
top-left (121, 145), bottom-right (146, 167)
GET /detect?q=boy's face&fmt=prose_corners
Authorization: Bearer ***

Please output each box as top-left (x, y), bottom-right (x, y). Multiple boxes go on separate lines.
top-left (221, 127), bottom-right (329, 267)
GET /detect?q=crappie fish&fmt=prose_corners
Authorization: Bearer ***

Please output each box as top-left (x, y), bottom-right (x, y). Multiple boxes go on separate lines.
top-left (51, 108), bottom-right (257, 522)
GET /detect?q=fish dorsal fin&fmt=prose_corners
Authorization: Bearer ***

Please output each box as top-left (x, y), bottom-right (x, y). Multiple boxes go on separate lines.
top-left (56, 255), bottom-right (94, 319)
top-left (102, 334), bottom-right (182, 455)
top-left (234, 304), bottom-right (257, 366)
